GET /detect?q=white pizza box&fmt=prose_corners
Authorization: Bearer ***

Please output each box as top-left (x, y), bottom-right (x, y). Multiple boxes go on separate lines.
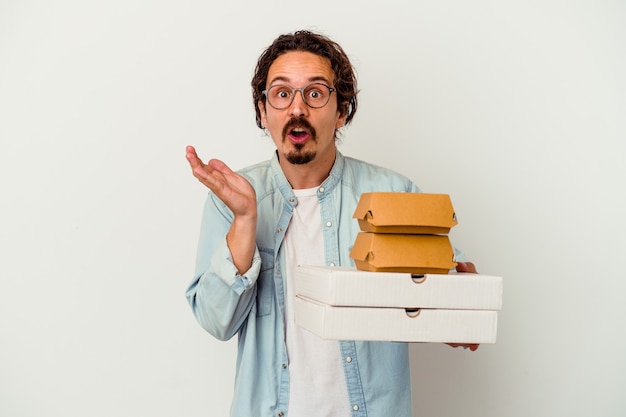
top-left (294, 295), bottom-right (498, 343)
top-left (295, 265), bottom-right (502, 310)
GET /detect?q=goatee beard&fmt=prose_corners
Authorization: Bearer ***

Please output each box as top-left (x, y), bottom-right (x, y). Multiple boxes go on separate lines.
top-left (286, 144), bottom-right (316, 165)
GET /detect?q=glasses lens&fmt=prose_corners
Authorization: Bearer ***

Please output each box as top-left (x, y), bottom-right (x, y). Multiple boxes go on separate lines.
top-left (303, 84), bottom-right (331, 108)
top-left (267, 85), bottom-right (293, 109)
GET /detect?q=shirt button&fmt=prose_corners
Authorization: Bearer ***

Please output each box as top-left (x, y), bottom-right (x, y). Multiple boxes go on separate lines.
top-left (319, 187), bottom-right (325, 193)
top-left (282, 363), bottom-right (287, 369)
top-left (326, 221), bottom-right (332, 227)
top-left (278, 412), bottom-right (284, 417)
top-left (346, 356), bottom-right (352, 363)
top-left (329, 262), bottom-right (336, 267)
top-left (353, 405), bottom-right (359, 411)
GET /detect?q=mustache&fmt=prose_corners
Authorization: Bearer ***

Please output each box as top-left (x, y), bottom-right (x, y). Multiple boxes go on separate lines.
top-left (282, 117), bottom-right (316, 139)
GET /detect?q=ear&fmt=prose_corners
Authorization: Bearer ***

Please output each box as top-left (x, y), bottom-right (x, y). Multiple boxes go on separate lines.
top-left (258, 100), bottom-right (267, 128)
top-left (336, 101), bottom-right (349, 129)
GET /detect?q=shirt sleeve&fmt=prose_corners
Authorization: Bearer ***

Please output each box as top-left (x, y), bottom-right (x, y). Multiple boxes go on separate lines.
top-left (185, 193), bottom-right (262, 341)
top-left (453, 246), bottom-right (469, 263)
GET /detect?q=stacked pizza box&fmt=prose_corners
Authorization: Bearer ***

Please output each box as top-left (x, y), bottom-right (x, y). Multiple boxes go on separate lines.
top-left (294, 192), bottom-right (503, 343)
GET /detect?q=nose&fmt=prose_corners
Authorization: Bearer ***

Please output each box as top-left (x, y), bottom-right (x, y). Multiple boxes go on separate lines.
top-left (288, 89), bottom-right (309, 118)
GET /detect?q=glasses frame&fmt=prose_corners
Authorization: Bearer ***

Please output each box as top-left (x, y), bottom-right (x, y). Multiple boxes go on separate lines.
top-left (262, 83), bottom-right (337, 110)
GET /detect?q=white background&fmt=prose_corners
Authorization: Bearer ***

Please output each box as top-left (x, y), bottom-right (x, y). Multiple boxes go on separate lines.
top-left (1, 1), bottom-right (624, 416)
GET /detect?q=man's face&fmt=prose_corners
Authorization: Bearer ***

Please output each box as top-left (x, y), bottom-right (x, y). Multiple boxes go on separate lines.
top-left (259, 51), bottom-right (346, 167)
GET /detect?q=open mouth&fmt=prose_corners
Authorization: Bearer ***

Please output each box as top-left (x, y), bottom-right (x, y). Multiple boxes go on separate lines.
top-left (283, 117), bottom-right (316, 144)
top-left (288, 127), bottom-right (310, 143)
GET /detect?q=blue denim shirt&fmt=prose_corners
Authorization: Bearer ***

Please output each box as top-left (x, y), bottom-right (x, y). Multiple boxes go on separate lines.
top-left (186, 151), bottom-right (455, 417)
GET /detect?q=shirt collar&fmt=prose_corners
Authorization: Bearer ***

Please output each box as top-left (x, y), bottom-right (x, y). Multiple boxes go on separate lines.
top-left (269, 150), bottom-right (345, 202)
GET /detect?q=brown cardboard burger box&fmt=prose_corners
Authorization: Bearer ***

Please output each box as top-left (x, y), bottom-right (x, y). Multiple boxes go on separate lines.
top-left (350, 192), bottom-right (458, 275)
top-left (352, 192), bottom-right (457, 234)
top-left (350, 232), bottom-right (457, 274)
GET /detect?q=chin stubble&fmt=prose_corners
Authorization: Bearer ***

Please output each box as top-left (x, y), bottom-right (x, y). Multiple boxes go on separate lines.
top-left (285, 146), bottom-right (316, 165)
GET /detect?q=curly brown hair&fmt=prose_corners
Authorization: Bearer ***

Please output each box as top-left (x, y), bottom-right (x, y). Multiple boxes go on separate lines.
top-left (251, 30), bottom-right (358, 130)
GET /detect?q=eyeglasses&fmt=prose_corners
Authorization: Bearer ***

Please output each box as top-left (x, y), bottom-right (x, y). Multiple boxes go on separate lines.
top-left (262, 83), bottom-right (336, 110)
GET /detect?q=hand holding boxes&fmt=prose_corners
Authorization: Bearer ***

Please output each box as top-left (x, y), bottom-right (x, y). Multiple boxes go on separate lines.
top-left (294, 192), bottom-right (503, 344)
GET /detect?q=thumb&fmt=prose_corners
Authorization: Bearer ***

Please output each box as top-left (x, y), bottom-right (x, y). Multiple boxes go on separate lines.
top-left (207, 159), bottom-right (234, 175)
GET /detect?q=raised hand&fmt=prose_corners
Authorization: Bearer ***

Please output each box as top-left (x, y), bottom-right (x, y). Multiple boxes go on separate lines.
top-left (186, 146), bottom-right (257, 218)
top-left (186, 145), bottom-right (257, 273)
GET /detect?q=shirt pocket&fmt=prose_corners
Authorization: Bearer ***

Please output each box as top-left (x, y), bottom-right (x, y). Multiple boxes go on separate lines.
top-left (254, 248), bottom-right (275, 317)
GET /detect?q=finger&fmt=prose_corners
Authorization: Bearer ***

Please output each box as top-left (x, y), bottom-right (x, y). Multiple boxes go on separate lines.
top-left (447, 343), bottom-right (479, 351)
top-left (192, 159), bottom-right (228, 183)
top-left (456, 262), bottom-right (478, 273)
top-left (207, 158), bottom-right (234, 175)
top-left (192, 162), bottom-right (224, 189)
top-left (184, 147), bottom-right (222, 188)
top-left (185, 145), bottom-right (198, 159)
top-left (186, 149), bottom-right (225, 188)
top-left (186, 145), bottom-right (204, 169)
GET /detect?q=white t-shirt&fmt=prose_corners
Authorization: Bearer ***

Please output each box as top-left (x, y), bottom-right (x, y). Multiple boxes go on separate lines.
top-left (283, 187), bottom-right (350, 417)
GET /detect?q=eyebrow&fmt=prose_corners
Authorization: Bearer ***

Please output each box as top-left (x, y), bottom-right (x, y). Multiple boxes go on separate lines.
top-left (267, 75), bottom-right (332, 86)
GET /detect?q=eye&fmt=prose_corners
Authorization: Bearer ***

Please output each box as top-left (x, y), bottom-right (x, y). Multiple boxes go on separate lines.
top-left (270, 86), bottom-right (292, 100)
top-left (306, 87), bottom-right (324, 100)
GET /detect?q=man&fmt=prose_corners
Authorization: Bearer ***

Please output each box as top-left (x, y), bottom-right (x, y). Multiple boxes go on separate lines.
top-left (185, 30), bottom-right (477, 417)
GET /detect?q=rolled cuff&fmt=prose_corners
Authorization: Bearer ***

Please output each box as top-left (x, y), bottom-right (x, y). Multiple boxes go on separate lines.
top-left (209, 238), bottom-right (262, 295)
